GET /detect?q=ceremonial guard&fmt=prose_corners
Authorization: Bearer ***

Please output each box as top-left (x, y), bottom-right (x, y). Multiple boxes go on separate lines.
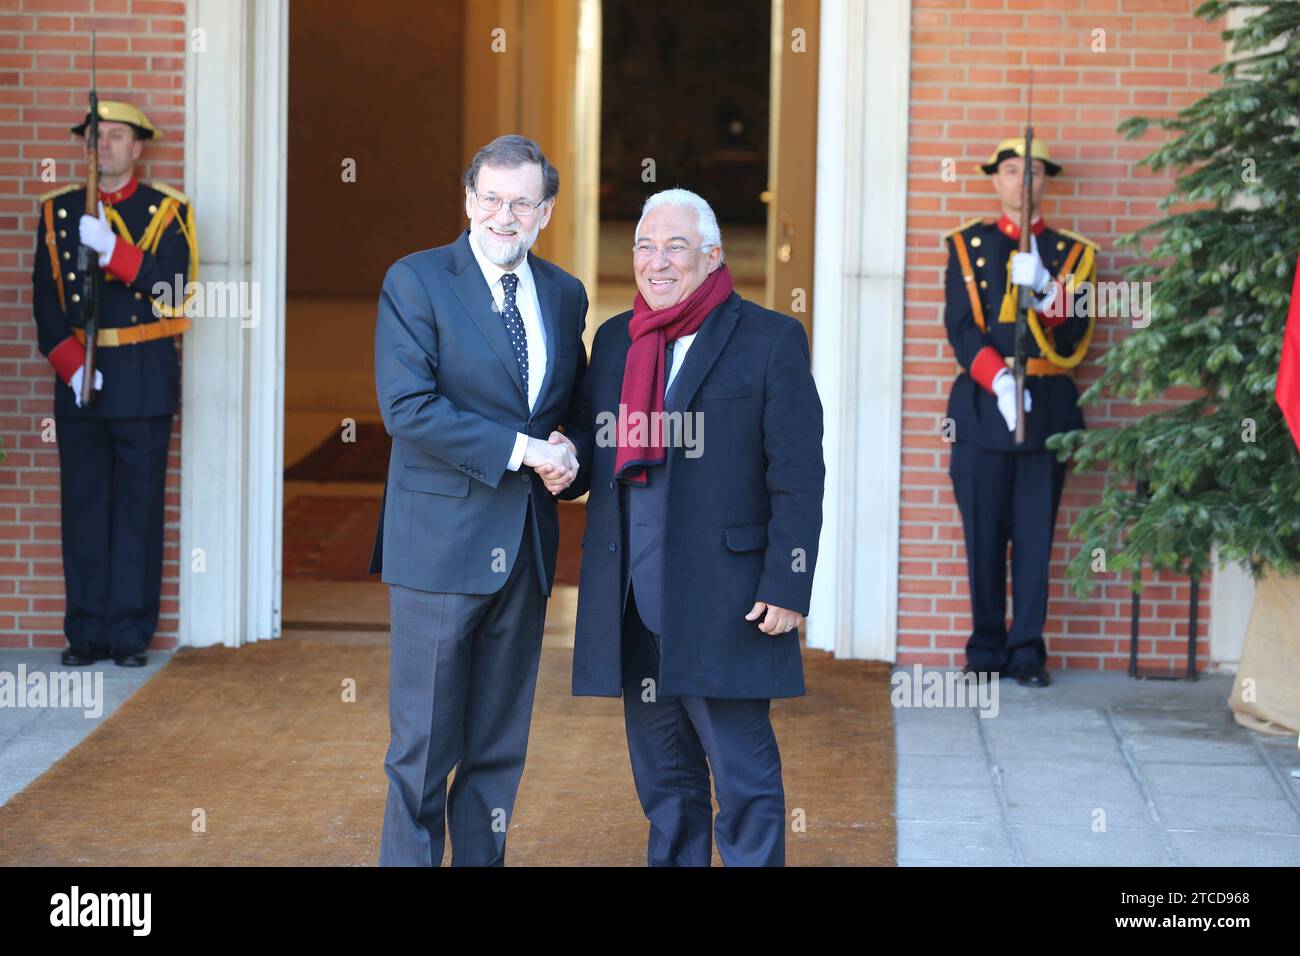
top-left (31, 100), bottom-right (198, 667)
top-left (943, 137), bottom-right (1098, 687)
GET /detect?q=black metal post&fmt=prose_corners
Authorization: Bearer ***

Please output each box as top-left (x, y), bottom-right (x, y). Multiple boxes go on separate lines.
top-left (1129, 569), bottom-right (1141, 679)
top-left (1128, 479), bottom-right (1149, 679)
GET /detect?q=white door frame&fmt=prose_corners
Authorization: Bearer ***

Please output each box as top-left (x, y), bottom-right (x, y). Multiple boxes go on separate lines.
top-left (178, 0), bottom-right (287, 647)
top-left (806, 0), bottom-right (911, 661)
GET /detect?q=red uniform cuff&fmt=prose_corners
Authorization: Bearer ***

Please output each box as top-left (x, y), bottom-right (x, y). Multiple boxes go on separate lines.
top-left (970, 346), bottom-right (1006, 393)
top-left (106, 240), bottom-right (144, 284)
top-left (48, 336), bottom-right (86, 385)
top-left (1040, 280), bottom-right (1068, 327)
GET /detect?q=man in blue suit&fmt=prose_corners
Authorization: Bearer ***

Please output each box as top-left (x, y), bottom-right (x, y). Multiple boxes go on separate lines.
top-left (548, 188), bottom-right (825, 866)
top-left (369, 135), bottom-right (587, 866)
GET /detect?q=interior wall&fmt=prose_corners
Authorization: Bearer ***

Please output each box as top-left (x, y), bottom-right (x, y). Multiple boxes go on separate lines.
top-left (599, 0), bottom-right (771, 225)
top-left (287, 0), bottom-right (465, 297)
top-left (462, 0), bottom-right (588, 275)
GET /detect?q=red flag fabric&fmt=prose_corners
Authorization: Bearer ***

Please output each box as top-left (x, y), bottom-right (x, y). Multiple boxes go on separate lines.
top-left (1277, 250), bottom-right (1300, 453)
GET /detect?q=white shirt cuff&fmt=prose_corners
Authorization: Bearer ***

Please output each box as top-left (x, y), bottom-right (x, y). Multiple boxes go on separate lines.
top-left (506, 431), bottom-right (529, 471)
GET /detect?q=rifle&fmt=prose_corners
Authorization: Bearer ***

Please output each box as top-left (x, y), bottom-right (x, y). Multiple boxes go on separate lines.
top-left (78, 31), bottom-right (100, 407)
top-left (1013, 70), bottom-right (1035, 446)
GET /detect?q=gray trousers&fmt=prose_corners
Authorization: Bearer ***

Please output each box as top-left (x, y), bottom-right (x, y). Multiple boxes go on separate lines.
top-left (379, 522), bottom-right (547, 866)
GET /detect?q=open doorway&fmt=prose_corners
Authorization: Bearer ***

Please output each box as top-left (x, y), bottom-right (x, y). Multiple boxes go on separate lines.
top-left (277, 0), bottom-right (816, 631)
top-left (596, 0), bottom-right (772, 321)
top-left (280, 0), bottom-right (466, 627)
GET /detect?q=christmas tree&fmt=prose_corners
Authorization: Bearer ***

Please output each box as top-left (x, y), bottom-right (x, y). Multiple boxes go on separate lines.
top-left (1052, 0), bottom-right (1300, 594)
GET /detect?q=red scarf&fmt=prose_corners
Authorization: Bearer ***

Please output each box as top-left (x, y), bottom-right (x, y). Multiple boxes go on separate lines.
top-left (1276, 249), bottom-right (1300, 452)
top-left (614, 264), bottom-right (734, 485)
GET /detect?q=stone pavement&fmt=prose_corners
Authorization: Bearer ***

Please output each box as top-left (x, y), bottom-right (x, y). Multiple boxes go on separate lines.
top-left (0, 648), bottom-right (171, 807)
top-left (894, 668), bottom-right (1300, 866)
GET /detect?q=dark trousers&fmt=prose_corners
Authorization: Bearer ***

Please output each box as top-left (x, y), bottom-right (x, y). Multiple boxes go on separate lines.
top-left (620, 587), bottom-right (786, 867)
top-left (56, 415), bottom-right (172, 655)
top-left (949, 442), bottom-right (1067, 672)
top-left (379, 519), bottom-right (548, 867)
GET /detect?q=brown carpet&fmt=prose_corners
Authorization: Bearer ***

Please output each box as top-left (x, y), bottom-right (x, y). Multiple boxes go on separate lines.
top-left (283, 495), bottom-right (382, 581)
top-left (284, 422), bottom-right (391, 483)
top-left (552, 501), bottom-right (587, 589)
top-left (0, 635), bottom-right (895, 866)
top-left (283, 496), bottom-right (588, 587)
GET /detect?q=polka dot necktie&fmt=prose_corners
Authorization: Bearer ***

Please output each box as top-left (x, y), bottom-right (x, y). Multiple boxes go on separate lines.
top-left (500, 272), bottom-right (529, 398)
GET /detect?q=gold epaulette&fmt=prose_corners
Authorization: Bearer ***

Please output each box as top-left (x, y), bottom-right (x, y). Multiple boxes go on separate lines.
top-left (151, 181), bottom-right (189, 205)
top-left (943, 217), bottom-right (985, 240)
top-left (38, 183), bottom-right (79, 204)
top-left (137, 184), bottom-right (200, 319)
top-left (1056, 227), bottom-right (1100, 252)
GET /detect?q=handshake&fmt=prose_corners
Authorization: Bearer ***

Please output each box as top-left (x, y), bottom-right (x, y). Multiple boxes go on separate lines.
top-left (523, 431), bottom-right (580, 495)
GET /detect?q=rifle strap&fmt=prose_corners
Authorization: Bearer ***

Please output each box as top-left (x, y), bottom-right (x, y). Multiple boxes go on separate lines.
top-left (950, 233), bottom-right (986, 333)
top-left (43, 200), bottom-right (66, 313)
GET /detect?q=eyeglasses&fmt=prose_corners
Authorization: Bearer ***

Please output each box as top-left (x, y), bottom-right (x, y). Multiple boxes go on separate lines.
top-left (632, 241), bottom-right (715, 261)
top-left (474, 192), bottom-right (546, 218)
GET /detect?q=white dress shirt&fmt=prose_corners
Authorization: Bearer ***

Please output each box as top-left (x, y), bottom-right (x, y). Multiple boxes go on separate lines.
top-left (468, 233), bottom-right (548, 471)
top-left (666, 333), bottom-right (697, 395)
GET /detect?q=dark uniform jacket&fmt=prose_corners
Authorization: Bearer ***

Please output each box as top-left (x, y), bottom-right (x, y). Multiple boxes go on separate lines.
top-left (943, 215), bottom-right (1098, 451)
top-left (32, 177), bottom-right (196, 419)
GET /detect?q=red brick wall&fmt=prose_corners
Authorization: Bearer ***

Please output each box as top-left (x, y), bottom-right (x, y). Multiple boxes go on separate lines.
top-left (0, 0), bottom-right (187, 650)
top-left (901, 0), bottom-right (1226, 671)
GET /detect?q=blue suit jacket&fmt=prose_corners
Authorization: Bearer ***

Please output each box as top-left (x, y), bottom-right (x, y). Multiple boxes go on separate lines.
top-left (562, 292), bottom-right (825, 699)
top-left (369, 230), bottom-right (588, 595)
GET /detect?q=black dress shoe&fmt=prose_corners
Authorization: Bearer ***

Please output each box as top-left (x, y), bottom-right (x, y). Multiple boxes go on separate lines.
top-left (113, 652), bottom-right (148, 667)
top-left (961, 663), bottom-right (1001, 678)
top-left (1010, 665), bottom-right (1052, 687)
top-left (61, 645), bottom-right (109, 666)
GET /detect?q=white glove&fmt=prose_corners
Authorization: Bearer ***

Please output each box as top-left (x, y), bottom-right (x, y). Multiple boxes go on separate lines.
top-left (992, 366), bottom-right (1031, 432)
top-left (78, 201), bottom-right (116, 266)
top-left (1034, 280), bottom-right (1060, 315)
top-left (69, 365), bottom-right (104, 408)
top-left (1010, 233), bottom-right (1051, 294)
